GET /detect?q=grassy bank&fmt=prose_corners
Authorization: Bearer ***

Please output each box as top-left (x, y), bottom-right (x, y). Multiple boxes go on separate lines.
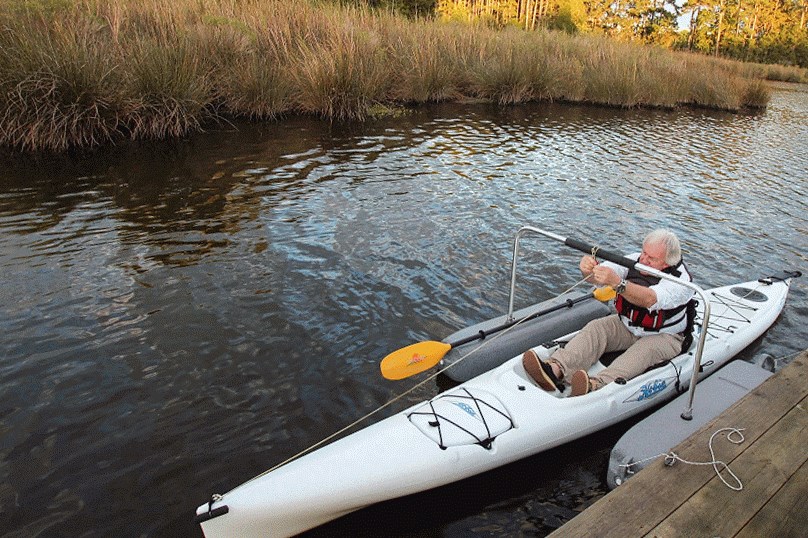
top-left (0, 0), bottom-right (797, 153)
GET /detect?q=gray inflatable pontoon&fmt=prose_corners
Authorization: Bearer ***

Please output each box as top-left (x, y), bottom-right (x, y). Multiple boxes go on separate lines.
top-left (607, 359), bottom-right (773, 489)
top-left (439, 289), bottom-right (612, 382)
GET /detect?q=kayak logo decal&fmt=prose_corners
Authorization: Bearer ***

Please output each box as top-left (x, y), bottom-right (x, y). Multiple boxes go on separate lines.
top-left (408, 353), bottom-right (426, 366)
top-left (452, 401), bottom-right (481, 420)
top-left (623, 376), bottom-right (676, 403)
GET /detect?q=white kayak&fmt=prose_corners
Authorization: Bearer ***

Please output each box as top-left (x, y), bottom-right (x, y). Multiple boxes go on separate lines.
top-left (195, 271), bottom-right (797, 537)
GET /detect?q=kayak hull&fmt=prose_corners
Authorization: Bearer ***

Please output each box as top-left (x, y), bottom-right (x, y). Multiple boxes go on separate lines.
top-left (197, 276), bottom-right (793, 538)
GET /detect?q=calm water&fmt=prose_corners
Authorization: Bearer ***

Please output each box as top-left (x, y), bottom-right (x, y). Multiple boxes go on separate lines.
top-left (1, 83), bottom-right (806, 538)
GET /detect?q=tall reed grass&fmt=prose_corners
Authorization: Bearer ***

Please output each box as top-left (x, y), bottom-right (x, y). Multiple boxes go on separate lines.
top-left (0, 0), bottom-right (791, 152)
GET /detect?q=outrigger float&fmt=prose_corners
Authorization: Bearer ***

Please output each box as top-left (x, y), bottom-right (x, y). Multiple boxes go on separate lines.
top-left (196, 227), bottom-right (799, 538)
top-left (437, 289), bottom-right (611, 383)
top-left (606, 359), bottom-right (775, 489)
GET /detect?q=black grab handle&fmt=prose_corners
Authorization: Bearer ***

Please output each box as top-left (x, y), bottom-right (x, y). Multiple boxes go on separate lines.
top-left (564, 237), bottom-right (636, 269)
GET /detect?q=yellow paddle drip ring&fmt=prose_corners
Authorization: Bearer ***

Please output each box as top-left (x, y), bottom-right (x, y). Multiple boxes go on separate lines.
top-left (593, 286), bottom-right (616, 301)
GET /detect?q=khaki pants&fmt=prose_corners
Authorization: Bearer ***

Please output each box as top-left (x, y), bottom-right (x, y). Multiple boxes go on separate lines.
top-left (551, 314), bottom-right (683, 387)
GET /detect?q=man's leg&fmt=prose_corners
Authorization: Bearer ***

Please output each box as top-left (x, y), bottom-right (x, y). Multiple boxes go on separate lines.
top-left (595, 332), bottom-right (683, 386)
top-left (551, 315), bottom-right (638, 380)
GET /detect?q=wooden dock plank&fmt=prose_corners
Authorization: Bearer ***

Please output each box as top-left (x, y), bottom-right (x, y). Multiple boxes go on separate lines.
top-left (548, 352), bottom-right (808, 538)
top-left (735, 459), bottom-right (808, 538)
top-left (647, 392), bottom-right (808, 537)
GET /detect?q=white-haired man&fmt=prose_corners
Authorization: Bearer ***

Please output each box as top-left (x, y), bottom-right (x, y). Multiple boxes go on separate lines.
top-left (523, 229), bottom-right (695, 397)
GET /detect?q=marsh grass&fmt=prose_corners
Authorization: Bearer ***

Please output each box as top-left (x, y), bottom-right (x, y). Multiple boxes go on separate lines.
top-left (292, 24), bottom-right (390, 120)
top-left (0, 0), bottom-right (788, 152)
top-left (125, 35), bottom-right (214, 139)
top-left (467, 31), bottom-right (541, 104)
top-left (0, 12), bottom-right (123, 150)
top-left (387, 22), bottom-right (469, 103)
top-left (760, 64), bottom-right (808, 83)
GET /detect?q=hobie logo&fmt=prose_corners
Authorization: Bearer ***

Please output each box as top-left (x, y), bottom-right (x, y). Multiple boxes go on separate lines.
top-left (624, 377), bottom-right (674, 403)
top-left (407, 353), bottom-right (426, 366)
top-left (638, 380), bottom-right (666, 401)
top-left (452, 402), bottom-right (479, 420)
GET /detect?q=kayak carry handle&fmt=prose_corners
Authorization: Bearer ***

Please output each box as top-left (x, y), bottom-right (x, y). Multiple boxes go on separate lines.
top-left (759, 270), bottom-right (801, 284)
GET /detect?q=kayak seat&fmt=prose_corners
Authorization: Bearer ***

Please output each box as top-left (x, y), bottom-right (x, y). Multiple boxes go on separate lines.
top-left (598, 351), bottom-right (623, 368)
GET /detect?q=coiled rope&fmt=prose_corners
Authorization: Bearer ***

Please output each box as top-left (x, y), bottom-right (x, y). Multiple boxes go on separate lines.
top-left (620, 427), bottom-right (746, 491)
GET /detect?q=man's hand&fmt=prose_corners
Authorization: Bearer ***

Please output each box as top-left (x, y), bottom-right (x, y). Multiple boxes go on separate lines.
top-left (591, 264), bottom-right (620, 287)
top-left (580, 255), bottom-right (619, 287)
top-left (579, 255), bottom-right (599, 276)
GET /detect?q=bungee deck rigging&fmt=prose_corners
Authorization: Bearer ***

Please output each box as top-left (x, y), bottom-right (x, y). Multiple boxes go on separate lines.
top-left (407, 387), bottom-right (515, 450)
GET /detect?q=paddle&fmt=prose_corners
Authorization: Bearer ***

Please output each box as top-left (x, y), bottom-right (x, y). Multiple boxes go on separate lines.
top-left (380, 289), bottom-right (614, 380)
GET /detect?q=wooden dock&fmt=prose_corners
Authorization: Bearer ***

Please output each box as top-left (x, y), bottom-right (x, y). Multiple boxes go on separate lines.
top-left (549, 350), bottom-right (808, 537)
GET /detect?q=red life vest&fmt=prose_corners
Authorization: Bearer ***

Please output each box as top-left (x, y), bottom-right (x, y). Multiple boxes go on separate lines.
top-left (615, 260), bottom-right (692, 333)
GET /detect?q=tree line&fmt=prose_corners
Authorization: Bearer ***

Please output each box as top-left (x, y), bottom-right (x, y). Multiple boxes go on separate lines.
top-left (364, 0), bottom-right (808, 67)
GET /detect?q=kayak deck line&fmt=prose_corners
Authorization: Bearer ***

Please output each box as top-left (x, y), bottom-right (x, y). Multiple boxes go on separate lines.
top-left (407, 387), bottom-right (515, 449)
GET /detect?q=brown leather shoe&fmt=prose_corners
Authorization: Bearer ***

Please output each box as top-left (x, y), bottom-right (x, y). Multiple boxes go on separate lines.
top-left (570, 370), bottom-right (592, 396)
top-left (522, 350), bottom-right (563, 392)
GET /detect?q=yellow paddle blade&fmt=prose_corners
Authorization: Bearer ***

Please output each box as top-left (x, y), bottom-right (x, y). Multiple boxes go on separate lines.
top-left (593, 286), bottom-right (616, 302)
top-left (380, 341), bottom-right (452, 380)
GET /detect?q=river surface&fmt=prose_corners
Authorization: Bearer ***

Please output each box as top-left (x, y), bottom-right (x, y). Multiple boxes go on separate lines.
top-left (1, 83), bottom-right (806, 537)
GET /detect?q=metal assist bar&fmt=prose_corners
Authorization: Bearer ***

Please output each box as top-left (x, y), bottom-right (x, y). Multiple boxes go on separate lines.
top-left (506, 226), bottom-right (711, 421)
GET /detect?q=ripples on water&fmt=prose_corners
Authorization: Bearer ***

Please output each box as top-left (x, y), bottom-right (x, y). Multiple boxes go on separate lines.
top-left (0, 84), bottom-right (806, 537)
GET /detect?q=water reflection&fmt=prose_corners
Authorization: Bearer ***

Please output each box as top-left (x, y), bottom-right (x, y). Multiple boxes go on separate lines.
top-left (0, 86), bottom-right (806, 537)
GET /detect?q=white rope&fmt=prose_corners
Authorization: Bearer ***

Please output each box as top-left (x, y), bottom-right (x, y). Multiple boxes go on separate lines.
top-left (770, 349), bottom-right (803, 364)
top-left (620, 427), bottom-right (746, 491)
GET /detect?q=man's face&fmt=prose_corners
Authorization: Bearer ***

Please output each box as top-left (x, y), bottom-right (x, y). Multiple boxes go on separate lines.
top-left (639, 241), bottom-right (669, 271)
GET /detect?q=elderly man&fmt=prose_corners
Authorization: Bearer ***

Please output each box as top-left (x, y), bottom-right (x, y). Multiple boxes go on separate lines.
top-left (523, 229), bottom-right (695, 397)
